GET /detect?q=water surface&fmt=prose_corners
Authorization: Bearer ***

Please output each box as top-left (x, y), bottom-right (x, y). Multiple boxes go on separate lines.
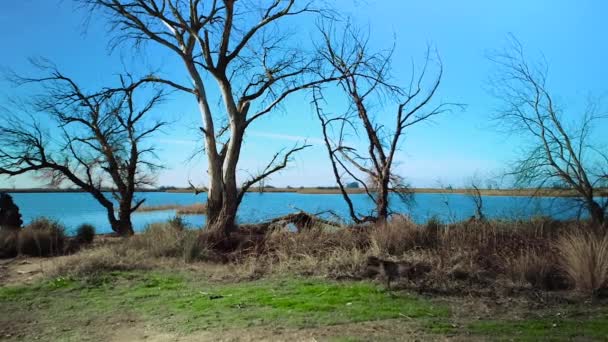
top-left (9, 191), bottom-right (584, 234)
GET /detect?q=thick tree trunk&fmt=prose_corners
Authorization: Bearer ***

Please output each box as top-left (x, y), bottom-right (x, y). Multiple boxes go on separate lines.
top-left (115, 218), bottom-right (134, 236)
top-left (205, 127), bottom-right (244, 236)
top-left (106, 208), bottom-right (134, 236)
top-left (205, 80), bottom-right (245, 237)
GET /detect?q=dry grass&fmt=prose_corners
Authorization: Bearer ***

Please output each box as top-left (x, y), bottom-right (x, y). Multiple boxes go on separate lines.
top-left (556, 231), bottom-right (608, 294)
top-left (0, 229), bottom-right (18, 258)
top-left (43, 214), bottom-right (608, 297)
top-left (176, 203), bottom-right (207, 215)
top-left (53, 245), bottom-right (153, 280)
top-left (135, 203), bottom-right (206, 215)
top-left (53, 220), bottom-right (208, 280)
top-left (250, 216), bottom-right (583, 294)
top-left (17, 218), bottom-right (66, 257)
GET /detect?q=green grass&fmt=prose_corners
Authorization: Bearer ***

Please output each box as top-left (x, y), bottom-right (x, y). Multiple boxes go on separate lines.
top-left (0, 271), bottom-right (447, 341)
top-left (4, 270), bottom-right (608, 341)
top-left (469, 313), bottom-right (608, 341)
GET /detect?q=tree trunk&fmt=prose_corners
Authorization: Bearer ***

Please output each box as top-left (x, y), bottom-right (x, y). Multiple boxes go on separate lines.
top-left (376, 174), bottom-right (391, 222)
top-left (205, 78), bottom-right (245, 237)
top-left (205, 124), bottom-right (244, 237)
top-left (115, 218), bottom-right (134, 236)
top-left (106, 204), bottom-right (134, 236)
top-left (588, 200), bottom-right (605, 227)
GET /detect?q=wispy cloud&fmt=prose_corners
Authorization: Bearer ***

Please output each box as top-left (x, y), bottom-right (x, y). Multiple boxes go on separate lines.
top-left (156, 138), bottom-right (197, 146)
top-left (157, 132), bottom-right (326, 146)
top-left (247, 131), bottom-right (325, 145)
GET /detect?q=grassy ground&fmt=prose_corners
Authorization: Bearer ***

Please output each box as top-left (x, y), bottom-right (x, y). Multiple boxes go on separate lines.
top-left (3, 217), bottom-right (608, 340)
top-left (1, 268), bottom-right (608, 341)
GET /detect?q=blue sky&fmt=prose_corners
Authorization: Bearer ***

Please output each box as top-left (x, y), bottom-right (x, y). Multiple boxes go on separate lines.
top-left (1, 0), bottom-right (607, 188)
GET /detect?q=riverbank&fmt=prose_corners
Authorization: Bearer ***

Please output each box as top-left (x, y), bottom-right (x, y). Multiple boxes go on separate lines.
top-left (2, 217), bottom-right (608, 340)
top-left (134, 203), bottom-right (206, 215)
top-left (5, 187), bottom-right (608, 197)
top-left (169, 187), bottom-right (608, 197)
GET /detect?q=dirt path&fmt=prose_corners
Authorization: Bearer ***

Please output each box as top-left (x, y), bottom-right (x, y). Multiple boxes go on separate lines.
top-left (109, 319), bottom-right (463, 342)
top-left (0, 257), bottom-right (66, 286)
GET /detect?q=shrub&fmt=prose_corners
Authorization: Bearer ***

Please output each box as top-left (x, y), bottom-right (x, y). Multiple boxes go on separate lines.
top-left (504, 249), bottom-right (570, 290)
top-left (0, 192), bottom-right (23, 230)
top-left (167, 216), bottom-right (187, 230)
top-left (18, 218), bottom-right (66, 257)
top-left (53, 246), bottom-right (151, 281)
top-left (75, 224), bottom-right (96, 244)
top-left (126, 220), bottom-right (202, 261)
top-left (369, 216), bottom-right (438, 256)
top-left (556, 231), bottom-right (608, 294)
top-left (0, 229), bottom-right (18, 258)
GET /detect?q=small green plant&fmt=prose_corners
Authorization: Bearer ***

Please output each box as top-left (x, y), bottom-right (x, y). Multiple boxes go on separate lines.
top-left (75, 224), bottom-right (96, 244)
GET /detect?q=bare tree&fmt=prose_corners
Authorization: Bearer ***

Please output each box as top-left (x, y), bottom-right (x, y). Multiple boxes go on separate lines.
top-left (464, 175), bottom-right (485, 221)
top-left (0, 63), bottom-right (165, 235)
top-left (313, 25), bottom-right (462, 223)
top-left (490, 36), bottom-right (608, 226)
top-left (80, 0), bottom-right (337, 237)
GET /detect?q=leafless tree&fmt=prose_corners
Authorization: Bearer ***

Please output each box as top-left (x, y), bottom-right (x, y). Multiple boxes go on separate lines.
top-left (0, 62), bottom-right (165, 235)
top-left (464, 175), bottom-right (485, 221)
top-left (313, 25), bottom-right (462, 223)
top-left (490, 36), bottom-right (608, 226)
top-left (80, 0), bottom-right (337, 237)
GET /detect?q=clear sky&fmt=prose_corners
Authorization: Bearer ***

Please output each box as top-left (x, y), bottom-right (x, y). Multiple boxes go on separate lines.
top-left (1, 0), bottom-right (607, 189)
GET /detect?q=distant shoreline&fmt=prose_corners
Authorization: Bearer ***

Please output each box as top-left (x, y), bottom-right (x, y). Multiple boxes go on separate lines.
top-left (2, 187), bottom-right (606, 198)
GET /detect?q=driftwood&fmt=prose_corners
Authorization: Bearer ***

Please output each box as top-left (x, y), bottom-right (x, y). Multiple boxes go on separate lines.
top-left (201, 211), bottom-right (343, 260)
top-left (239, 211), bottom-right (342, 234)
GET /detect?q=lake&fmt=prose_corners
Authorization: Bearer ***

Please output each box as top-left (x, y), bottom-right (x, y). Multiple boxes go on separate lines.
top-left (8, 191), bottom-right (585, 234)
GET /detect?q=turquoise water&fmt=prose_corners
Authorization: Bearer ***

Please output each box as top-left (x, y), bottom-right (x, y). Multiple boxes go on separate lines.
top-left (8, 191), bottom-right (585, 234)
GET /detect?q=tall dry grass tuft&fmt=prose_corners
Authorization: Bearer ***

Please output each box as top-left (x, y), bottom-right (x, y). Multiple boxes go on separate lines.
top-left (370, 217), bottom-right (416, 256)
top-left (502, 249), bottom-right (569, 290)
top-left (556, 230), bottom-right (608, 294)
top-left (53, 220), bottom-right (202, 279)
top-left (125, 221), bottom-right (204, 262)
top-left (260, 228), bottom-right (372, 276)
top-left (18, 218), bottom-right (66, 257)
top-left (0, 229), bottom-right (18, 258)
top-left (53, 245), bottom-right (152, 281)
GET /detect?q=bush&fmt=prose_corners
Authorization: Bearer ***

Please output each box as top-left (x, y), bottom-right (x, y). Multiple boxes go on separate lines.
top-left (0, 229), bottom-right (18, 258)
top-left (75, 224), bottom-right (96, 244)
top-left (126, 220), bottom-right (202, 261)
top-left (504, 249), bottom-right (570, 290)
top-left (167, 216), bottom-right (187, 230)
top-left (0, 192), bottom-right (23, 230)
top-left (53, 246), bottom-right (151, 282)
top-left (556, 231), bottom-right (608, 294)
top-left (18, 218), bottom-right (66, 257)
top-left (369, 216), bottom-right (438, 256)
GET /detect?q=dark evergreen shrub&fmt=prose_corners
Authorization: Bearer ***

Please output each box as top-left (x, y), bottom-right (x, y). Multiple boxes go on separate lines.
top-left (75, 224), bottom-right (96, 244)
top-left (0, 230), bottom-right (18, 258)
top-left (0, 192), bottom-right (23, 230)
